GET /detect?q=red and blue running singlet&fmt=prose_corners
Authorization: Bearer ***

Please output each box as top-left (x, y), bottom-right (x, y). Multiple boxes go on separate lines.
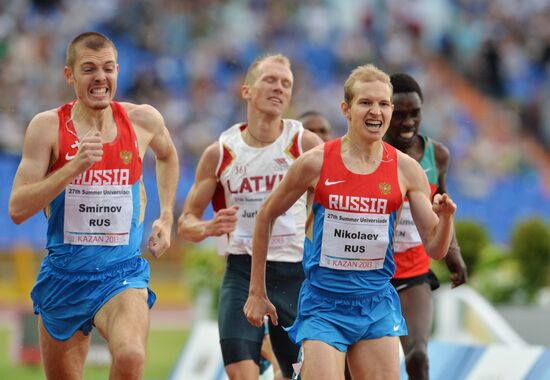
top-left (45, 101), bottom-right (144, 271)
top-left (303, 138), bottom-right (403, 295)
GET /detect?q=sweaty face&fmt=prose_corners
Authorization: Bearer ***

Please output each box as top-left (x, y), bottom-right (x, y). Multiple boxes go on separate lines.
top-left (387, 92), bottom-right (422, 149)
top-left (343, 80), bottom-right (393, 141)
top-left (302, 115), bottom-right (332, 142)
top-left (244, 59), bottom-right (293, 117)
top-left (65, 46), bottom-right (118, 110)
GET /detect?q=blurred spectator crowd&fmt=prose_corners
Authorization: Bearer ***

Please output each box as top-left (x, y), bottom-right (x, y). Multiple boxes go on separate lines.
top-left (0, 0), bottom-right (549, 243)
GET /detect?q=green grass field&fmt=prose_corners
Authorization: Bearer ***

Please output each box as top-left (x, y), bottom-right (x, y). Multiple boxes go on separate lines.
top-left (0, 328), bottom-right (189, 380)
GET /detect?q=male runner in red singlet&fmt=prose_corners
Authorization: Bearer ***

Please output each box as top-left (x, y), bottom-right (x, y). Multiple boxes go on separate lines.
top-left (245, 64), bottom-right (456, 380)
top-left (385, 73), bottom-right (467, 380)
top-left (9, 32), bottom-right (179, 380)
top-left (177, 54), bottom-right (322, 380)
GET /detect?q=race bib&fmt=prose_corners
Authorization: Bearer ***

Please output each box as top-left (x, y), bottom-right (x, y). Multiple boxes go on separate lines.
top-left (64, 184), bottom-right (133, 246)
top-left (232, 192), bottom-right (296, 247)
top-left (393, 201), bottom-right (422, 252)
top-left (320, 209), bottom-right (390, 271)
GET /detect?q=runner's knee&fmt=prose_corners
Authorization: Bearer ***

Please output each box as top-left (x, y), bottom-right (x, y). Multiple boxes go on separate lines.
top-left (405, 347), bottom-right (429, 378)
top-left (225, 359), bottom-right (259, 380)
top-left (111, 345), bottom-right (146, 370)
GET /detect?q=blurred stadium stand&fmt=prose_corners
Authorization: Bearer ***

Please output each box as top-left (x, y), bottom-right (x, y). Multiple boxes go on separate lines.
top-left (1, 0), bottom-right (549, 250)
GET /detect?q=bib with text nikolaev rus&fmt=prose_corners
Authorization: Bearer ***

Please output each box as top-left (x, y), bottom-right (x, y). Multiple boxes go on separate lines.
top-left (47, 101), bottom-right (143, 254)
top-left (321, 200), bottom-right (390, 270)
top-left (214, 120), bottom-right (306, 262)
top-left (304, 137), bottom-right (403, 296)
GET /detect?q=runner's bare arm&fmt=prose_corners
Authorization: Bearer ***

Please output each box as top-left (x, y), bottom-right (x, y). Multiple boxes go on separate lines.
top-left (244, 147), bottom-right (323, 327)
top-left (400, 152), bottom-right (455, 260)
top-left (127, 104), bottom-right (179, 258)
top-left (177, 142), bottom-right (240, 242)
top-left (9, 110), bottom-right (103, 224)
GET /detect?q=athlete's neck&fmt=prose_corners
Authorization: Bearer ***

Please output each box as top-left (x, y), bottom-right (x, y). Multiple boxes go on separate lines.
top-left (407, 135), bottom-right (425, 162)
top-left (342, 134), bottom-right (383, 164)
top-left (242, 118), bottom-right (283, 147)
top-left (71, 101), bottom-right (114, 134)
top-left (389, 135), bottom-right (424, 162)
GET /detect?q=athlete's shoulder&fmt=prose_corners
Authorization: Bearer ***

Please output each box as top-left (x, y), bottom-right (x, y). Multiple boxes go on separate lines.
top-left (396, 148), bottom-right (423, 173)
top-left (432, 139), bottom-right (449, 158)
top-left (27, 108), bottom-right (60, 136)
top-left (118, 101), bottom-right (155, 112)
top-left (283, 118), bottom-right (303, 130)
top-left (202, 141), bottom-right (222, 163)
top-left (32, 108), bottom-right (59, 124)
top-left (397, 148), bottom-right (431, 196)
top-left (118, 102), bottom-right (164, 131)
top-left (297, 143), bottom-right (324, 171)
top-left (218, 122), bottom-right (245, 141)
top-left (421, 135), bottom-right (447, 155)
top-left (21, 109), bottom-right (60, 157)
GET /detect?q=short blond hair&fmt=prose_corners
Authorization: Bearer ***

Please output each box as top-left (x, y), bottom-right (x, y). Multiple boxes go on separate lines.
top-left (244, 54), bottom-right (291, 86)
top-left (343, 64), bottom-right (392, 105)
top-left (66, 32), bottom-right (117, 69)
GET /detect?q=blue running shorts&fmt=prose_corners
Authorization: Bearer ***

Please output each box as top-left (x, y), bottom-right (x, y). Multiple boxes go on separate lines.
top-left (31, 256), bottom-right (156, 341)
top-left (286, 280), bottom-right (407, 352)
